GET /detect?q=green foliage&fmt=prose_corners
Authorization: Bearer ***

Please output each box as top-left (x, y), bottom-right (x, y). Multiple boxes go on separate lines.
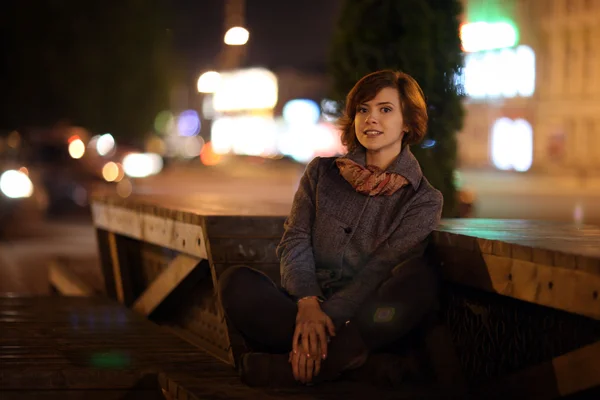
top-left (329, 0), bottom-right (465, 216)
top-left (1, 0), bottom-right (173, 143)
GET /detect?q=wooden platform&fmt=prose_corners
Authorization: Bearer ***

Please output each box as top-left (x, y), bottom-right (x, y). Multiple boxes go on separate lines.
top-left (86, 194), bottom-right (600, 398)
top-left (0, 296), bottom-right (450, 399)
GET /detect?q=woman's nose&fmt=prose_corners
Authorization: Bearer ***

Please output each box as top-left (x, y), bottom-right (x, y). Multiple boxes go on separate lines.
top-left (365, 112), bottom-right (376, 123)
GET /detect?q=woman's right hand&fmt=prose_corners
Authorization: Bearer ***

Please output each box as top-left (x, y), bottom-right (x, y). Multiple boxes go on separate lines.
top-left (293, 297), bottom-right (336, 361)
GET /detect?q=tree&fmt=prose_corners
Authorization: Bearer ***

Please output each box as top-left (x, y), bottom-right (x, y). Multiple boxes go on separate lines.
top-left (0, 0), bottom-right (173, 144)
top-left (329, 0), bottom-right (464, 216)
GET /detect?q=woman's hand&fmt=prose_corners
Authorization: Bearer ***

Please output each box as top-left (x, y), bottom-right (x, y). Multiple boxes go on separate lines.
top-left (293, 297), bottom-right (336, 361)
top-left (289, 344), bottom-right (321, 384)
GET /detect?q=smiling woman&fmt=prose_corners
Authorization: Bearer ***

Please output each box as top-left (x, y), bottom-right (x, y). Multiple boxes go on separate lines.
top-left (218, 70), bottom-right (443, 388)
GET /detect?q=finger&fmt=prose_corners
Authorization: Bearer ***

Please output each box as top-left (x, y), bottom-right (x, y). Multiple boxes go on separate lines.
top-left (292, 324), bottom-right (302, 354)
top-left (292, 351), bottom-right (301, 381)
top-left (309, 328), bottom-right (320, 359)
top-left (302, 326), bottom-right (311, 357)
top-left (315, 324), bottom-right (328, 359)
top-left (299, 352), bottom-right (307, 383)
top-left (326, 317), bottom-right (336, 337)
top-left (314, 357), bottom-right (321, 377)
top-left (306, 357), bottom-right (314, 383)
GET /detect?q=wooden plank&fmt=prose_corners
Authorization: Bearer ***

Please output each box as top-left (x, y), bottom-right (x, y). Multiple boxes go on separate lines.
top-left (435, 246), bottom-right (600, 320)
top-left (436, 219), bottom-right (600, 261)
top-left (107, 232), bottom-right (124, 304)
top-left (48, 259), bottom-right (95, 297)
top-left (96, 229), bottom-right (117, 299)
top-left (91, 203), bottom-right (208, 259)
top-left (132, 254), bottom-right (201, 316)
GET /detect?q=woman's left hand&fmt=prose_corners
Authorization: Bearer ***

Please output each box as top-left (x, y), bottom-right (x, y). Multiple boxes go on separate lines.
top-left (289, 342), bottom-right (321, 384)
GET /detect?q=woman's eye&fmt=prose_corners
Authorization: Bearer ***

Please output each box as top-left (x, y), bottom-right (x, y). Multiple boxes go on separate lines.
top-left (358, 107), bottom-right (368, 113)
top-left (382, 107), bottom-right (391, 113)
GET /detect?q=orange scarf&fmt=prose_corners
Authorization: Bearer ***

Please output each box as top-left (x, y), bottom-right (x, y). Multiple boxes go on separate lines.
top-left (335, 158), bottom-right (408, 196)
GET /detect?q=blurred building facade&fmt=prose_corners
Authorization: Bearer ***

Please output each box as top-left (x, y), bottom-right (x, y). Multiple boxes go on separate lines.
top-left (458, 0), bottom-right (600, 174)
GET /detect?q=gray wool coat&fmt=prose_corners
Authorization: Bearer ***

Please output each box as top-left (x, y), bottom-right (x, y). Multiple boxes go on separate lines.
top-left (276, 145), bottom-right (443, 325)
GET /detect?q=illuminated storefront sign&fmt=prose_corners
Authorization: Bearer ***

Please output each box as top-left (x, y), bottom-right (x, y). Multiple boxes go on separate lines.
top-left (463, 45), bottom-right (535, 99)
top-left (491, 118), bottom-right (533, 172)
top-left (212, 68), bottom-right (278, 112)
top-left (461, 22), bottom-right (518, 53)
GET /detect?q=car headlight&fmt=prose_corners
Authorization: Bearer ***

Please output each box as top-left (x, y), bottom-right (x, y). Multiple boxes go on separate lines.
top-left (0, 170), bottom-right (34, 198)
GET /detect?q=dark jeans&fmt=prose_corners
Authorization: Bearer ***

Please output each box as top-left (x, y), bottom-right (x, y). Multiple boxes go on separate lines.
top-left (217, 258), bottom-right (439, 354)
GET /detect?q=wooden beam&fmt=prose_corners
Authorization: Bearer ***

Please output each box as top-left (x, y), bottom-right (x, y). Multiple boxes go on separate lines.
top-left (91, 203), bottom-right (207, 259)
top-left (48, 259), bottom-right (94, 297)
top-left (434, 246), bottom-right (600, 320)
top-left (132, 254), bottom-right (201, 316)
top-left (108, 232), bottom-right (125, 304)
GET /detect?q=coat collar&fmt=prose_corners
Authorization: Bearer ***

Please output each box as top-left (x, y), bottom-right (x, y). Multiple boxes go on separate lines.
top-left (343, 145), bottom-right (423, 190)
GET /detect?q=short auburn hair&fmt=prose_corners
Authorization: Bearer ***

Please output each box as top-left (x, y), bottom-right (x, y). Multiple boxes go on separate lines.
top-left (338, 70), bottom-right (428, 152)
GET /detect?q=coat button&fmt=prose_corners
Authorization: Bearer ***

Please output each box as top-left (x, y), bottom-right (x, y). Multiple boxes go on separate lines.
top-left (344, 227), bottom-right (352, 234)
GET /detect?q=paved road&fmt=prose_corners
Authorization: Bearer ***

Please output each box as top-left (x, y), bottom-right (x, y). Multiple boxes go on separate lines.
top-left (0, 219), bottom-right (100, 295)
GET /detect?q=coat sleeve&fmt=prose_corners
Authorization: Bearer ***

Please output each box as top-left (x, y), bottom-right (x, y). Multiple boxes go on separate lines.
top-left (321, 187), bottom-right (443, 327)
top-left (276, 157), bottom-right (324, 300)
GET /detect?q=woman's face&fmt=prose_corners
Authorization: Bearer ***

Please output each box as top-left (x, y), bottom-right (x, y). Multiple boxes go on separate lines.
top-left (354, 87), bottom-right (406, 155)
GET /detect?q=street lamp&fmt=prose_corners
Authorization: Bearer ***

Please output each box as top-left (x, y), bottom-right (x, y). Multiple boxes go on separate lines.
top-left (197, 71), bottom-right (221, 93)
top-left (224, 27), bottom-right (249, 45)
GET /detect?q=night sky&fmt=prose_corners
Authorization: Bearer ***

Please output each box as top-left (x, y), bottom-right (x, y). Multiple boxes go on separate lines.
top-left (172, 0), bottom-right (342, 75)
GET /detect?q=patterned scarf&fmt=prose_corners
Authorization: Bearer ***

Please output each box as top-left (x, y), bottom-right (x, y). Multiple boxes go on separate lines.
top-left (335, 158), bottom-right (409, 196)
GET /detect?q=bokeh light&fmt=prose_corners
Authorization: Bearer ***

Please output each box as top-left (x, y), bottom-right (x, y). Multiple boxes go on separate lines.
top-left (200, 142), bottom-right (223, 166)
top-left (177, 110), bottom-right (201, 137)
top-left (0, 170), bottom-right (34, 198)
top-left (182, 136), bottom-right (205, 158)
top-left (116, 179), bottom-right (133, 198)
top-left (283, 99), bottom-right (320, 126)
top-left (154, 111), bottom-right (175, 134)
top-left (197, 71), bottom-right (221, 93)
top-left (97, 134), bottom-right (115, 156)
top-left (224, 27), bottom-right (249, 45)
top-left (68, 139), bottom-right (85, 159)
top-left (122, 153), bottom-right (163, 178)
top-left (102, 162), bottom-right (120, 182)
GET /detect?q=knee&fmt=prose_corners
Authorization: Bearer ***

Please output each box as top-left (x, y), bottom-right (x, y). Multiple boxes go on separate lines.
top-left (217, 265), bottom-right (259, 307)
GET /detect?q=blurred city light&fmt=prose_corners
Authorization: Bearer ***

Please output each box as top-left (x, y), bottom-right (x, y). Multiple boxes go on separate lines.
top-left (200, 142), bottom-right (223, 166)
top-left (102, 162), bottom-right (120, 182)
top-left (463, 45), bottom-right (535, 99)
top-left (212, 116), bottom-right (278, 156)
top-left (0, 170), bottom-right (33, 198)
top-left (116, 179), bottom-right (133, 198)
top-left (145, 136), bottom-right (167, 155)
top-left (283, 99), bottom-right (320, 126)
top-left (491, 118), bottom-right (533, 172)
top-left (122, 153), bottom-right (163, 178)
top-left (197, 71), bottom-right (222, 93)
top-left (224, 27), bottom-right (249, 45)
top-left (97, 134), bottom-right (116, 156)
top-left (182, 136), bottom-right (205, 158)
top-left (461, 21), bottom-right (518, 53)
top-left (7, 131), bottom-right (21, 149)
top-left (177, 110), bottom-right (201, 137)
top-left (68, 139), bottom-right (85, 159)
top-left (154, 111), bottom-right (175, 134)
top-left (320, 99), bottom-right (340, 122)
top-left (213, 68), bottom-right (278, 112)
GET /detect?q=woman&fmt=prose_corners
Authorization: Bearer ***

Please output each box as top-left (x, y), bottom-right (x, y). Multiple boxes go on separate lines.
top-left (218, 70), bottom-right (443, 387)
